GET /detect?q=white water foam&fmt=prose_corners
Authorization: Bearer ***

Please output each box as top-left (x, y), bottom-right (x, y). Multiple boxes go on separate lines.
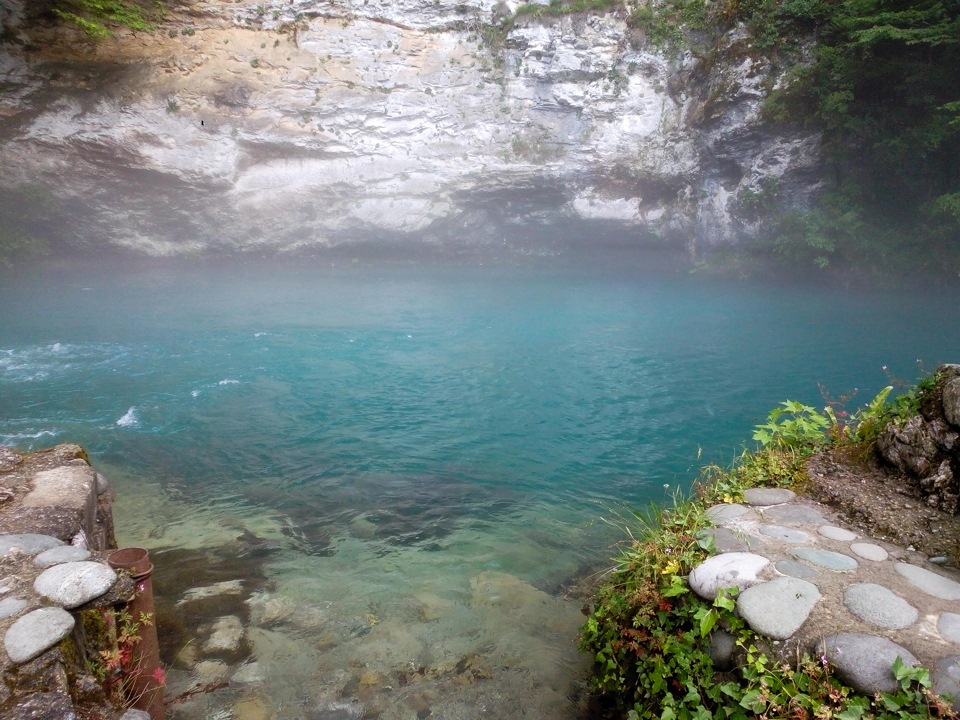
top-left (0, 429), bottom-right (58, 443)
top-left (218, 379), bottom-right (240, 386)
top-left (116, 407), bottom-right (139, 428)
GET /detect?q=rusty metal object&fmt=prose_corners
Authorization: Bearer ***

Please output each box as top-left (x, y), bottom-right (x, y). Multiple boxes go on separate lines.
top-left (108, 547), bottom-right (165, 720)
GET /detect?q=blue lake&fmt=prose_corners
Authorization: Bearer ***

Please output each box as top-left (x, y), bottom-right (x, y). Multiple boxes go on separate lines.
top-left (1, 254), bottom-right (957, 718)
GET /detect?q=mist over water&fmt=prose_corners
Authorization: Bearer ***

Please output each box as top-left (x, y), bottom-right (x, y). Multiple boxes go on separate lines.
top-left (2, 250), bottom-right (959, 718)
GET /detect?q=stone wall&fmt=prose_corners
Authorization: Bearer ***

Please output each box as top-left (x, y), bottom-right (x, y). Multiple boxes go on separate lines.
top-left (877, 365), bottom-right (960, 514)
top-left (0, 444), bottom-right (143, 720)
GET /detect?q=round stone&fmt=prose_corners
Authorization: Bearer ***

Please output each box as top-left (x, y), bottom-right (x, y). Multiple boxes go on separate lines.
top-left (931, 556), bottom-right (949, 565)
top-left (743, 488), bottom-right (796, 506)
top-left (791, 547), bottom-right (859, 571)
top-left (737, 577), bottom-right (820, 640)
top-left (850, 543), bottom-right (888, 562)
top-left (705, 503), bottom-right (757, 527)
top-left (844, 584), bottom-right (918, 629)
top-left (3, 607), bottom-right (76, 664)
top-left (821, 633), bottom-right (919, 695)
top-left (938, 613), bottom-right (960, 644)
top-left (34, 561), bottom-right (117, 609)
top-left (688, 552), bottom-right (770, 600)
top-left (0, 534), bottom-right (64, 557)
top-left (698, 527), bottom-right (761, 553)
top-left (933, 656), bottom-right (960, 711)
top-left (818, 525), bottom-right (857, 542)
top-left (759, 525), bottom-right (813, 543)
top-left (33, 546), bottom-right (91, 567)
top-left (709, 630), bottom-right (736, 671)
top-left (0, 597), bottom-right (27, 619)
top-left (895, 563), bottom-right (960, 600)
top-left (775, 559), bottom-right (819, 579)
top-left (762, 504), bottom-right (827, 526)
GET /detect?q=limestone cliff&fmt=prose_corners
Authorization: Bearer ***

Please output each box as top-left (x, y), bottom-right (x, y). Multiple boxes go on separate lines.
top-left (0, 0), bottom-right (822, 257)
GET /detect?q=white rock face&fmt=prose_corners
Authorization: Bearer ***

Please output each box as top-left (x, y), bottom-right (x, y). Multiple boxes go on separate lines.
top-left (0, 0), bottom-right (821, 256)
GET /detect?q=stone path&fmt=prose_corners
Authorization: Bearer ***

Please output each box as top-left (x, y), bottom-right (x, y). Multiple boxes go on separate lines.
top-left (691, 487), bottom-right (960, 706)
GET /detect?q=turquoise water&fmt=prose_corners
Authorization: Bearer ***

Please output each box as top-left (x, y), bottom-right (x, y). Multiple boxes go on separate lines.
top-left (1, 255), bottom-right (958, 718)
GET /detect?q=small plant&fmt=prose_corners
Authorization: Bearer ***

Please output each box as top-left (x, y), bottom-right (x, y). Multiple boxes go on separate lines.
top-left (752, 400), bottom-right (829, 449)
top-left (250, 57), bottom-right (260, 68)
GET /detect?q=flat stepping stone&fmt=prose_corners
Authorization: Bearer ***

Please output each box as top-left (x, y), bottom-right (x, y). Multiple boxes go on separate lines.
top-left (759, 525), bottom-right (813, 543)
top-left (933, 655), bottom-right (960, 711)
top-left (0, 597), bottom-right (27, 619)
top-left (743, 488), bottom-right (795, 506)
top-left (762, 504), bottom-right (826, 526)
top-left (0, 534), bottom-right (64, 557)
top-left (895, 563), bottom-right (960, 600)
top-left (737, 577), bottom-right (820, 640)
top-left (689, 552), bottom-right (770, 600)
top-left (939, 613), bottom-right (960, 643)
top-left (844, 584), bottom-right (918, 629)
top-left (819, 525), bottom-right (857, 541)
top-left (850, 543), bottom-right (888, 562)
top-left (821, 633), bottom-right (919, 695)
top-left (791, 547), bottom-right (859, 571)
top-left (705, 504), bottom-right (756, 526)
top-left (699, 527), bottom-right (761, 553)
top-left (3, 607), bottom-right (76, 663)
top-left (34, 561), bottom-right (117, 609)
top-left (33, 546), bottom-right (91, 567)
top-left (775, 559), bottom-right (819, 579)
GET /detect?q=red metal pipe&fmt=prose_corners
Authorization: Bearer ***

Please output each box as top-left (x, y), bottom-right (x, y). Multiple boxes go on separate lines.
top-left (107, 547), bottom-right (165, 720)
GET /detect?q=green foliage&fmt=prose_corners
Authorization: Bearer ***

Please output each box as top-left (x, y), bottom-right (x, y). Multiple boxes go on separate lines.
top-left (53, 0), bottom-right (153, 38)
top-left (582, 379), bottom-right (958, 718)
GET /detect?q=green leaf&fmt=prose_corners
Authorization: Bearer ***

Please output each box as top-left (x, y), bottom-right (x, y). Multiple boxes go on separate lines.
top-left (699, 608), bottom-right (718, 638)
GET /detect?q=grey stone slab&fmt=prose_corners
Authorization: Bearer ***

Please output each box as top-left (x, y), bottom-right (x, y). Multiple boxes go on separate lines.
top-left (895, 563), bottom-right (960, 600)
top-left (23, 466), bottom-right (95, 509)
top-left (940, 613), bottom-right (960, 644)
top-left (0, 597), bottom-right (27, 619)
top-left (762, 504), bottom-right (827, 526)
top-left (0, 533), bottom-right (64, 557)
top-left (934, 656), bottom-right (960, 711)
top-left (705, 503), bottom-right (755, 526)
top-left (3, 607), bottom-right (76, 664)
top-left (844, 584), bottom-right (918, 629)
top-left (791, 547), bottom-right (859, 571)
top-left (33, 561), bottom-right (117, 609)
top-left (850, 543), bottom-right (889, 562)
top-left (709, 630), bottom-right (736, 671)
top-left (737, 577), bottom-right (820, 640)
top-left (699, 527), bottom-right (761, 553)
top-left (743, 488), bottom-right (796, 506)
top-left (33, 545), bottom-right (91, 567)
top-left (776, 559), bottom-right (819, 579)
top-left (689, 552), bottom-right (770, 600)
top-left (759, 525), bottom-right (813, 543)
top-left (821, 633), bottom-right (919, 695)
top-left (818, 525), bottom-right (857, 541)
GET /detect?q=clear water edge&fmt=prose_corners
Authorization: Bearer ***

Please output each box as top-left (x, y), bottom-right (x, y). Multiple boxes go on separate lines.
top-left (2, 255), bottom-right (958, 719)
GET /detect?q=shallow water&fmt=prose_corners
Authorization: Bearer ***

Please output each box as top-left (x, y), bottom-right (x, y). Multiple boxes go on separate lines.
top-left (1, 254), bottom-right (958, 718)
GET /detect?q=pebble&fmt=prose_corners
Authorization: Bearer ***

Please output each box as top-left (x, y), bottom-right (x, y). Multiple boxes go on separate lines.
top-left (33, 546), bottom-right (91, 567)
top-left (931, 556), bottom-right (949, 565)
top-left (821, 633), bottom-right (919, 695)
top-left (938, 613), bottom-right (960, 643)
top-left (688, 552), bottom-right (770, 600)
top-left (0, 597), bottom-right (27, 619)
top-left (818, 525), bottom-right (857, 541)
top-left (737, 577), bottom-right (820, 640)
top-left (849, 543), bottom-right (888, 562)
top-left (774, 559), bottom-right (818, 579)
top-left (743, 488), bottom-right (795, 506)
top-left (895, 563), bottom-right (960, 600)
top-left (758, 525), bottom-right (813, 543)
top-left (790, 547), bottom-right (859, 571)
top-left (0, 534), bottom-right (64, 557)
top-left (844, 584), bottom-right (918, 629)
top-left (33, 561), bottom-right (117, 609)
top-left (3, 607), bottom-right (76, 664)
